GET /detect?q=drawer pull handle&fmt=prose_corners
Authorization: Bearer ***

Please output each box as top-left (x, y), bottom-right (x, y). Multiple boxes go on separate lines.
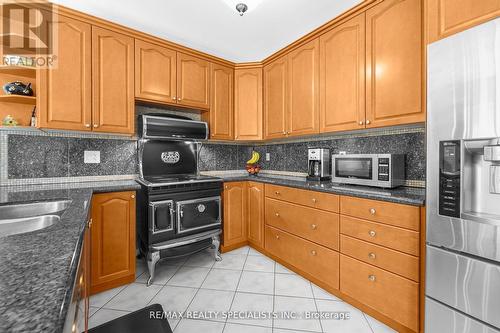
top-left (275, 235), bottom-right (280, 240)
top-left (131, 194), bottom-right (135, 199)
top-left (311, 250), bottom-right (317, 256)
top-left (370, 208), bottom-right (376, 215)
top-left (311, 224), bottom-right (317, 230)
top-left (275, 212), bottom-right (280, 217)
top-left (368, 274), bottom-right (376, 282)
top-left (275, 191), bottom-right (280, 195)
top-left (368, 230), bottom-right (376, 237)
top-left (312, 198), bottom-right (317, 203)
top-left (368, 252), bottom-right (376, 259)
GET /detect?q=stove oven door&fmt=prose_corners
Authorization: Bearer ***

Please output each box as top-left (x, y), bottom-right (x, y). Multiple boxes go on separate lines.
top-left (149, 200), bottom-right (175, 240)
top-left (176, 196), bottom-right (221, 235)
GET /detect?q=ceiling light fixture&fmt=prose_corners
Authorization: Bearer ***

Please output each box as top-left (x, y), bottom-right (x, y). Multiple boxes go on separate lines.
top-left (235, 3), bottom-right (248, 16)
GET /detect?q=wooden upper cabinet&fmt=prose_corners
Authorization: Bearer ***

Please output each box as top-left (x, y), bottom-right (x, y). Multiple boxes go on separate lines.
top-left (223, 182), bottom-right (247, 247)
top-left (209, 63), bottom-right (234, 140)
top-left (177, 53), bottom-right (210, 109)
top-left (287, 39), bottom-right (320, 136)
top-left (263, 56), bottom-right (287, 139)
top-left (427, 0), bottom-right (500, 43)
top-left (90, 191), bottom-right (136, 294)
top-left (134, 39), bottom-right (177, 104)
top-left (92, 26), bottom-right (135, 134)
top-left (38, 15), bottom-right (92, 131)
top-left (320, 13), bottom-right (365, 133)
top-left (234, 68), bottom-right (263, 140)
top-left (365, 0), bottom-right (424, 128)
top-left (247, 182), bottom-right (264, 248)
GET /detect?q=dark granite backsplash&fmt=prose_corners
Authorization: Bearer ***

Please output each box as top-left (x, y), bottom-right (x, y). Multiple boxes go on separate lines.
top-left (7, 134), bottom-right (137, 179)
top-left (199, 131), bottom-right (426, 182)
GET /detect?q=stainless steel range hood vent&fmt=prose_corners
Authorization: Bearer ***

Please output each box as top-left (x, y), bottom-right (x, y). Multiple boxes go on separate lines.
top-left (139, 114), bottom-right (208, 140)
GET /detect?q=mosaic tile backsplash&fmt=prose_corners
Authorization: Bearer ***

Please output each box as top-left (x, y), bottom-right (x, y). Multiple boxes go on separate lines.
top-left (1, 105), bottom-right (425, 186)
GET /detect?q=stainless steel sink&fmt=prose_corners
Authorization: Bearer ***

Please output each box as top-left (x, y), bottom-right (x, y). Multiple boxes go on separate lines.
top-left (0, 200), bottom-right (71, 219)
top-left (0, 215), bottom-right (61, 237)
top-left (0, 200), bottom-right (71, 237)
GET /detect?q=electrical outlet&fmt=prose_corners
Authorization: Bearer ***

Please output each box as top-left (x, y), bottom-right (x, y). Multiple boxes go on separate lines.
top-left (266, 153), bottom-right (270, 161)
top-left (84, 150), bottom-right (100, 164)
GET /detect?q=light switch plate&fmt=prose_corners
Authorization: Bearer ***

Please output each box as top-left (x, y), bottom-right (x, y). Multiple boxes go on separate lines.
top-left (84, 150), bottom-right (100, 164)
top-left (266, 153), bottom-right (270, 161)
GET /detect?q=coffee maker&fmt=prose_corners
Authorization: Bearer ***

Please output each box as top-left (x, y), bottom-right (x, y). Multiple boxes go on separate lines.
top-left (307, 148), bottom-right (331, 181)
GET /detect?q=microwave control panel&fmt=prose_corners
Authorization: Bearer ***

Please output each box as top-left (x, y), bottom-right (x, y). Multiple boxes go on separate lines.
top-left (439, 141), bottom-right (461, 218)
top-left (378, 158), bottom-right (390, 181)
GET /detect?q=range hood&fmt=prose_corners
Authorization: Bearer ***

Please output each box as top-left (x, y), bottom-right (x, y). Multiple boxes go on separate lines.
top-left (138, 114), bottom-right (209, 140)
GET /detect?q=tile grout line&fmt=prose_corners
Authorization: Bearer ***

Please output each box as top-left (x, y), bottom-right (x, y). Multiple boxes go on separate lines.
top-left (272, 260), bottom-right (277, 331)
top-left (222, 247), bottom-right (249, 332)
top-left (362, 312), bottom-right (377, 333)
top-left (310, 282), bottom-right (325, 333)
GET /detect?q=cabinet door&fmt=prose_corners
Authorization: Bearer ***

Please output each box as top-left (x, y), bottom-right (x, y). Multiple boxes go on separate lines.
top-left (223, 182), bottom-right (247, 247)
top-left (427, 0), bottom-right (500, 43)
top-left (38, 15), bottom-right (92, 131)
top-left (92, 27), bottom-right (135, 134)
top-left (287, 39), bottom-right (320, 136)
top-left (234, 68), bottom-right (263, 140)
top-left (210, 63), bottom-right (234, 140)
top-left (90, 191), bottom-right (136, 294)
top-left (247, 182), bottom-right (264, 248)
top-left (263, 57), bottom-right (287, 139)
top-left (177, 53), bottom-right (210, 109)
top-left (134, 39), bottom-right (177, 104)
top-left (365, 0), bottom-right (424, 128)
top-left (320, 14), bottom-right (365, 133)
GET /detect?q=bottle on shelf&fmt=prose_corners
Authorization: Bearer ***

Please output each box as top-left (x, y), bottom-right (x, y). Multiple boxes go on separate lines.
top-left (30, 106), bottom-right (37, 127)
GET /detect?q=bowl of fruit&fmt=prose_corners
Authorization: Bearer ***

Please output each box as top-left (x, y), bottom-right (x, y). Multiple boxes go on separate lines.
top-left (246, 151), bottom-right (262, 175)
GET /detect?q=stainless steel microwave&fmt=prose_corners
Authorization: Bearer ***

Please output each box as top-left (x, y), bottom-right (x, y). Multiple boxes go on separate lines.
top-left (331, 154), bottom-right (405, 188)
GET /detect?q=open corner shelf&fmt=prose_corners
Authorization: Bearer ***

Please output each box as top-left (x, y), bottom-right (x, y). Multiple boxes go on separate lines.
top-left (0, 66), bottom-right (37, 78)
top-left (0, 95), bottom-right (37, 105)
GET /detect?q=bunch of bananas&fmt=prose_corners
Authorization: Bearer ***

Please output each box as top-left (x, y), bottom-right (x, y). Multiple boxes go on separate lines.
top-left (246, 151), bottom-right (260, 165)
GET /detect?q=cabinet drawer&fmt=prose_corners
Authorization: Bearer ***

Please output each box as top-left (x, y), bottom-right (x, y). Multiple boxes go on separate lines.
top-left (266, 198), bottom-right (339, 250)
top-left (265, 184), bottom-right (339, 212)
top-left (340, 255), bottom-right (419, 331)
top-left (340, 216), bottom-right (419, 256)
top-left (265, 225), bottom-right (339, 289)
top-left (340, 235), bottom-right (419, 281)
top-left (340, 196), bottom-right (420, 231)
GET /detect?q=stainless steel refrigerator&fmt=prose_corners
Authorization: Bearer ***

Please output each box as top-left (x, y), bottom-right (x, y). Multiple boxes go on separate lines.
top-left (426, 18), bottom-right (500, 333)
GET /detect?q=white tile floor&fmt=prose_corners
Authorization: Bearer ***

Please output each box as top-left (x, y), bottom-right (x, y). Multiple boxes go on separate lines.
top-left (89, 246), bottom-right (397, 333)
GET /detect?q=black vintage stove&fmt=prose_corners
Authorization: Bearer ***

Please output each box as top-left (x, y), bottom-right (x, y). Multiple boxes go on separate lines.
top-left (136, 115), bottom-right (223, 286)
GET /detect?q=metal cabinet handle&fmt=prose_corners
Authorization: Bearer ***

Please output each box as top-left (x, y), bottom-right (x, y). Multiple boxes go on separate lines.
top-left (366, 120), bottom-right (371, 125)
top-left (359, 121), bottom-right (364, 125)
top-left (275, 191), bottom-right (280, 195)
top-left (93, 124), bottom-right (98, 128)
top-left (369, 230), bottom-right (376, 237)
top-left (85, 124), bottom-right (90, 128)
top-left (312, 198), bottom-right (317, 203)
top-left (311, 250), bottom-right (317, 256)
top-left (275, 212), bottom-right (280, 217)
top-left (225, 185), bottom-right (228, 189)
top-left (368, 252), bottom-right (376, 259)
top-left (368, 274), bottom-right (376, 282)
top-left (131, 194), bottom-right (135, 199)
top-left (178, 98), bottom-right (182, 101)
top-left (275, 235), bottom-right (280, 239)
top-left (370, 208), bottom-right (376, 215)
top-left (88, 218), bottom-right (93, 228)
top-left (172, 96), bottom-right (177, 101)
top-left (311, 224), bottom-right (317, 230)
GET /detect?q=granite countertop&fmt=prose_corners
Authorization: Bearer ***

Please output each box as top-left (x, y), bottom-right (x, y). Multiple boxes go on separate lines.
top-left (0, 180), bottom-right (140, 333)
top-left (218, 174), bottom-right (425, 206)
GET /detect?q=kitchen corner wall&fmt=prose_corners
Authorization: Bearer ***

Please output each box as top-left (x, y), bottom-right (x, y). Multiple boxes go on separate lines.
top-left (0, 104), bottom-right (425, 187)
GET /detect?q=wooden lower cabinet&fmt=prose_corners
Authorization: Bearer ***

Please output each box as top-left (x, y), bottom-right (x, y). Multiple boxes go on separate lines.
top-left (265, 225), bottom-right (340, 289)
top-left (247, 182), bottom-right (264, 248)
top-left (223, 182), bottom-right (248, 248)
top-left (265, 198), bottom-right (339, 250)
top-left (90, 191), bottom-right (136, 295)
top-left (340, 254), bottom-right (419, 332)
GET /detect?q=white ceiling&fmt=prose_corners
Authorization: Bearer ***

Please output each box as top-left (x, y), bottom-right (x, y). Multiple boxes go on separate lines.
top-left (49, 0), bottom-right (362, 63)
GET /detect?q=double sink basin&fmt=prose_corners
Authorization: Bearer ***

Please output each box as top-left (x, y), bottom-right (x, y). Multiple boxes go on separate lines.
top-left (0, 200), bottom-right (71, 237)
